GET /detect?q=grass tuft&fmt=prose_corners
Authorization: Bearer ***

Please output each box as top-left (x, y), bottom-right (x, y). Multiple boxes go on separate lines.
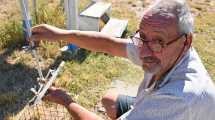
top-left (0, 92), bottom-right (18, 106)
top-left (0, 20), bottom-right (23, 49)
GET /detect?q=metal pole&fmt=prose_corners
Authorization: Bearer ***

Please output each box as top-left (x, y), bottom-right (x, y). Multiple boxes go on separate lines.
top-left (19, 0), bottom-right (32, 45)
top-left (19, 0), bottom-right (44, 79)
top-left (62, 0), bottom-right (79, 51)
top-left (65, 0), bottom-right (79, 30)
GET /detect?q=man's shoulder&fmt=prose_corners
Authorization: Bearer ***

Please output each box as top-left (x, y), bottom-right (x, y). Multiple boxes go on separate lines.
top-left (155, 75), bottom-right (215, 105)
top-left (155, 80), bottom-right (195, 100)
top-left (157, 47), bottom-right (214, 98)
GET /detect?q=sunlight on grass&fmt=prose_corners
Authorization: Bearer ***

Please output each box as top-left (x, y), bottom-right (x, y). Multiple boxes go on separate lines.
top-left (0, 0), bottom-right (215, 119)
top-left (55, 53), bottom-right (143, 108)
top-left (193, 12), bottom-right (215, 80)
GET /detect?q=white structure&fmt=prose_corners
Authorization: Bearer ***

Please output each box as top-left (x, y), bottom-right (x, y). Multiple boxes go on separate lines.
top-left (64, 0), bottom-right (128, 38)
top-left (19, 0), bottom-right (128, 49)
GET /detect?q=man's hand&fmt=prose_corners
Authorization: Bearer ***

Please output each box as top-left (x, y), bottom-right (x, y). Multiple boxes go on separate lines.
top-left (31, 24), bottom-right (68, 42)
top-left (43, 87), bottom-right (104, 120)
top-left (43, 87), bottom-right (74, 107)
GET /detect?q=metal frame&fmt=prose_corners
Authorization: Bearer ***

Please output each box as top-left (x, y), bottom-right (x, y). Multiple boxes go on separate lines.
top-left (19, 0), bottom-right (65, 106)
top-left (20, 0), bottom-right (79, 51)
top-left (29, 61), bottom-right (65, 106)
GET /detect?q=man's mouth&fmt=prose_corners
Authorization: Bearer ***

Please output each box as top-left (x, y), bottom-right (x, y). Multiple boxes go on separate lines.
top-left (141, 57), bottom-right (160, 64)
top-left (140, 57), bottom-right (162, 73)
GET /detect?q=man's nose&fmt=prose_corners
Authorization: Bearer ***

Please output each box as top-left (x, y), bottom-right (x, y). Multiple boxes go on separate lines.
top-left (139, 44), bottom-right (153, 58)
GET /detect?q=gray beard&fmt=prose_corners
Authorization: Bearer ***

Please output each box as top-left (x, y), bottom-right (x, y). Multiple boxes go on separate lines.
top-left (142, 63), bottom-right (162, 75)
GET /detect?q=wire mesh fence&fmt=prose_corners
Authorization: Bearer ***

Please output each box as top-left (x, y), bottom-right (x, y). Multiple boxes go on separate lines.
top-left (16, 102), bottom-right (71, 120)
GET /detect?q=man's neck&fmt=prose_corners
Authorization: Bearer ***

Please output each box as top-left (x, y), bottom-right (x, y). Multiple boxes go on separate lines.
top-left (154, 47), bottom-right (189, 82)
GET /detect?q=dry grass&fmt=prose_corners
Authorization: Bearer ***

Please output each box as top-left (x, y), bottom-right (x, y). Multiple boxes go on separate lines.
top-left (0, 0), bottom-right (214, 119)
top-left (188, 0), bottom-right (215, 80)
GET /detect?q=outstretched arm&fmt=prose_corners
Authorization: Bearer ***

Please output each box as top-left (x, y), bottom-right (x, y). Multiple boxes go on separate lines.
top-left (31, 24), bottom-right (129, 58)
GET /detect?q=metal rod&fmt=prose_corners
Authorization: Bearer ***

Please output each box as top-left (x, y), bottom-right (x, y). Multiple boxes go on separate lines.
top-left (63, 0), bottom-right (79, 51)
top-left (65, 0), bottom-right (79, 30)
top-left (30, 61), bottom-right (65, 106)
top-left (19, 0), bottom-right (44, 79)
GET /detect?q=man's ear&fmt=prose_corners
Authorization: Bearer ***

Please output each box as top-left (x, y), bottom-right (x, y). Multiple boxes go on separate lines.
top-left (185, 33), bottom-right (192, 49)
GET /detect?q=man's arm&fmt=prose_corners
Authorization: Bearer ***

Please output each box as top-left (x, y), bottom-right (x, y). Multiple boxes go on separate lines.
top-left (43, 87), bottom-right (104, 120)
top-left (31, 24), bottom-right (129, 58)
top-left (66, 102), bottom-right (103, 120)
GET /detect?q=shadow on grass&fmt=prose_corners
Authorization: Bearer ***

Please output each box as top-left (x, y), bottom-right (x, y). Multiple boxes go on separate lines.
top-left (0, 46), bottom-right (90, 119)
top-left (0, 46), bottom-right (39, 119)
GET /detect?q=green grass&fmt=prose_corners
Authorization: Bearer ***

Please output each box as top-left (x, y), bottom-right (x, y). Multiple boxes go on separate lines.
top-left (56, 53), bottom-right (143, 108)
top-left (193, 12), bottom-right (215, 80)
top-left (0, 92), bottom-right (18, 106)
top-left (0, 20), bottom-right (23, 50)
top-left (0, 0), bottom-right (215, 119)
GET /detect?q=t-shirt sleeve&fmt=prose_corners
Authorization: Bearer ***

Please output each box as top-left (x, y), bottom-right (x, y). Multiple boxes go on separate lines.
top-left (119, 94), bottom-right (189, 120)
top-left (126, 43), bottom-right (142, 66)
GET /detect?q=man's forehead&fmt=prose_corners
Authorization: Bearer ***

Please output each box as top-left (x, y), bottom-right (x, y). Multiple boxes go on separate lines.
top-left (140, 10), bottom-right (177, 29)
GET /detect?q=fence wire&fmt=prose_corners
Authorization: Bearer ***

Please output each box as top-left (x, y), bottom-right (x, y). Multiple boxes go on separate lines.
top-left (16, 102), bottom-right (71, 120)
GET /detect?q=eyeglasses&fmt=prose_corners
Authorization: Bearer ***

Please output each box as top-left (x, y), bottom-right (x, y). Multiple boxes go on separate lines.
top-left (130, 30), bottom-right (186, 53)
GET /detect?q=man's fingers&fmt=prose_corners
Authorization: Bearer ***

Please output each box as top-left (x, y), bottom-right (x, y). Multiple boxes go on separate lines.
top-left (48, 86), bottom-right (57, 91)
top-left (42, 93), bottom-right (49, 100)
top-left (42, 87), bottom-right (57, 100)
top-left (31, 24), bottom-right (47, 33)
top-left (45, 86), bottom-right (57, 95)
top-left (31, 34), bottom-right (42, 40)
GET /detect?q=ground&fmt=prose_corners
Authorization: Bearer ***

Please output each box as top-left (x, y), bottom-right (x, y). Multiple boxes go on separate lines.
top-left (0, 0), bottom-right (215, 120)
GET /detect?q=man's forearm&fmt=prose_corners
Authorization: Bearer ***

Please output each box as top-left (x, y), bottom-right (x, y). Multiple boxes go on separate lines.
top-left (32, 24), bottom-right (129, 57)
top-left (65, 102), bottom-right (103, 120)
top-left (61, 30), bottom-right (128, 57)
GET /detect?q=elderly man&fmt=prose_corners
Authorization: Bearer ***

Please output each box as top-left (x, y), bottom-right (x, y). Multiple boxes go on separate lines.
top-left (31, 0), bottom-right (215, 120)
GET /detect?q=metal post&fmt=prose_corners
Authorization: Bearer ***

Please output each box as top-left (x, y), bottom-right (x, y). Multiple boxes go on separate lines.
top-left (65, 0), bottom-right (79, 30)
top-left (62, 0), bottom-right (79, 51)
top-left (19, 0), bottom-right (44, 80)
top-left (19, 0), bottom-right (32, 46)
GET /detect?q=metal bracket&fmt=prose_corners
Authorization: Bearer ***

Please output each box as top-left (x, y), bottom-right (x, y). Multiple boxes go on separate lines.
top-left (29, 61), bottom-right (65, 106)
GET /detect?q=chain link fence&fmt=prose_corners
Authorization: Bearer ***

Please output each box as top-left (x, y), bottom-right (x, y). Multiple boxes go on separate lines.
top-left (16, 102), bottom-right (71, 120)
